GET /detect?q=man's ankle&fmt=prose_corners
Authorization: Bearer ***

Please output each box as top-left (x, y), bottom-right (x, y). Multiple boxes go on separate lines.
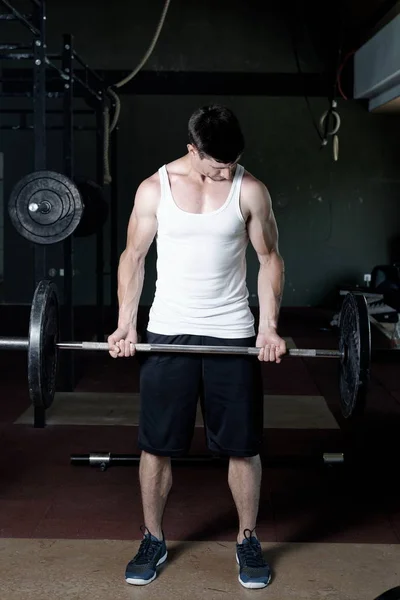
top-left (145, 527), bottom-right (164, 541)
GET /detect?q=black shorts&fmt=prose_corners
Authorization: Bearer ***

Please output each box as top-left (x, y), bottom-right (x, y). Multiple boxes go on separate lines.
top-left (138, 331), bottom-right (264, 458)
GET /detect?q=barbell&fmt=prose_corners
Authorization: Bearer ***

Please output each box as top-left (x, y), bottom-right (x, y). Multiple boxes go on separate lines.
top-left (1, 279), bottom-right (371, 419)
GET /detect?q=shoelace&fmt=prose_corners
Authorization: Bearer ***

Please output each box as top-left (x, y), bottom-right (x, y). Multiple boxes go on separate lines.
top-left (132, 526), bottom-right (161, 565)
top-left (239, 529), bottom-right (265, 568)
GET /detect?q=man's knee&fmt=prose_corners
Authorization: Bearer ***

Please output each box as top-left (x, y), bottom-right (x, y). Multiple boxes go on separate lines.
top-left (140, 450), bottom-right (172, 462)
top-left (229, 454), bottom-right (261, 464)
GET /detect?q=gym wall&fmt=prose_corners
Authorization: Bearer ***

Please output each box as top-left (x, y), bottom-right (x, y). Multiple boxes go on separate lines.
top-left (1, 0), bottom-right (399, 306)
top-left (0, 152), bottom-right (3, 281)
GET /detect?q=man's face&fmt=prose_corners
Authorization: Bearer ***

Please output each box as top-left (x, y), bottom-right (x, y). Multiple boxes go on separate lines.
top-left (188, 145), bottom-right (239, 181)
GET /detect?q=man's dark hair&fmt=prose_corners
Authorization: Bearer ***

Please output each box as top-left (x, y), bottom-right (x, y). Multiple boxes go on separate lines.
top-left (188, 104), bottom-right (245, 164)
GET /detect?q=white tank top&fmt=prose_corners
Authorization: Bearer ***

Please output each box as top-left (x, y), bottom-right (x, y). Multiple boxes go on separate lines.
top-left (147, 164), bottom-right (255, 338)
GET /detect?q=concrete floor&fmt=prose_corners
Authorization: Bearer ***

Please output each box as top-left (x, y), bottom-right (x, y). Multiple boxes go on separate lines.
top-left (0, 539), bottom-right (399, 600)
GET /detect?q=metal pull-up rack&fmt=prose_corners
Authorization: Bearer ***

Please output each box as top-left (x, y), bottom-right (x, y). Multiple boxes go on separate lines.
top-left (0, 0), bottom-right (118, 423)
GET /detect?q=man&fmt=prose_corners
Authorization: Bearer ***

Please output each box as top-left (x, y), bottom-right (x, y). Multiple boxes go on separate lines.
top-left (108, 104), bottom-right (286, 589)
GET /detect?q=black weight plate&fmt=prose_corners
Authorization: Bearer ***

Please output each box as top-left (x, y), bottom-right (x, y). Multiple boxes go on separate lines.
top-left (8, 170), bottom-right (83, 244)
top-left (339, 293), bottom-right (371, 418)
top-left (374, 587), bottom-right (400, 600)
top-left (28, 280), bottom-right (59, 410)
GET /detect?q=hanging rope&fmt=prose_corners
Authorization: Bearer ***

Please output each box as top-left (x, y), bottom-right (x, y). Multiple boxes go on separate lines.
top-left (103, 0), bottom-right (172, 184)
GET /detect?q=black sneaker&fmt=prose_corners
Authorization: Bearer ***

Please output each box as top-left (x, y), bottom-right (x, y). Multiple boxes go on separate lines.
top-left (236, 529), bottom-right (271, 589)
top-left (125, 526), bottom-right (168, 586)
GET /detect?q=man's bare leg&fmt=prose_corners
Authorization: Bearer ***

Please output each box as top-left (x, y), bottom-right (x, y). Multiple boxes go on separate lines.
top-left (228, 455), bottom-right (262, 543)
top-left (139, 451), bottom-right (172, 540)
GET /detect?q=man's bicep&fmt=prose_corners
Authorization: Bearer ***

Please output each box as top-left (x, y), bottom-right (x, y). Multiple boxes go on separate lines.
top-left (247, 185), bottom-right (279, 258)
top-left (126, 180), bottom-right (159, 257)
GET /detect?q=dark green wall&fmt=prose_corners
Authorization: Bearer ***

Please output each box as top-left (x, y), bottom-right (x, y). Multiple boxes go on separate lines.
top-left (1, 1), bottom-right (399, 307)
top-left (116, 95), bottom-right (400, 307)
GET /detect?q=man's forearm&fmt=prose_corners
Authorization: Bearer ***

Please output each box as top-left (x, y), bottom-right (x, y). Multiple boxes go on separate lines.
top-left (117, 250), bottom-right (145, 329)
top-left (257, 251), bottom-right (285, 332)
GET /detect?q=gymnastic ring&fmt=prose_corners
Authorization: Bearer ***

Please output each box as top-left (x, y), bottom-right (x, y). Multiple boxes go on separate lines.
top-left (319, 110), bottom-right (341, 137)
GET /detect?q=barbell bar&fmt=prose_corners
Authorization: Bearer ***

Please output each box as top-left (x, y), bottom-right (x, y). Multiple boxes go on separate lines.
top-left (58, 341), bottom-right (343, 358)
top-left (0, 336), bottom-right (342, 357)
top-left (0, 338), bottom-right (29, 350)
top-left (0, 280), bottom-right (371, 420)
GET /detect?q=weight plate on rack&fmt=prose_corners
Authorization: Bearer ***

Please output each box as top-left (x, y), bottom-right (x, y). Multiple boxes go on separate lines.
top-left (8, 170), bottom-right (83, 244)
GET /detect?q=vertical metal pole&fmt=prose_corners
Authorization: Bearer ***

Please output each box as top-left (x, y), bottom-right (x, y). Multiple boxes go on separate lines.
top-left (96, 96), bottom-right (105, 340)
top-left (110, 124), bottom-right (118, 318)
top-left (32, 0), bottom-right (46, 284)
top-left (61, 32), bottom-right (75, 392)
top-left (32, 0), bottom-right (46, 428)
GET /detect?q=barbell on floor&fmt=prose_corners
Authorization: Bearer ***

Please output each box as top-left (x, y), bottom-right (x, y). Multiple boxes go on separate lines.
top-left (0, 279), bottom-right (371, 420)
top-left (70, 451), bottom-right (346, 470)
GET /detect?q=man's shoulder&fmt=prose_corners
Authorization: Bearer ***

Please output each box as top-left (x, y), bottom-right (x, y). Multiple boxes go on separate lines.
top-left (241, 169), bottom-right (269, 194)
top-left (241, 169), bottom-right (271, 209)
top-left (137, 171), bottom-right (161, 195)
top-left (134, 173), bottom-right (161, 213)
